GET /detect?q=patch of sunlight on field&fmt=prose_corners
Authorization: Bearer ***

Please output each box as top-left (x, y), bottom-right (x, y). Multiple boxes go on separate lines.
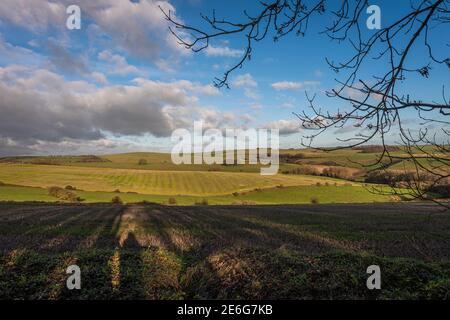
top-left (0, 184), bottom-right (391, 205)
top-left (0, 185), bottom-right (56, 202)
top-left (0, 164), bottom-right (353, 196)
top-left (388, 158), bottom-right (450, 172)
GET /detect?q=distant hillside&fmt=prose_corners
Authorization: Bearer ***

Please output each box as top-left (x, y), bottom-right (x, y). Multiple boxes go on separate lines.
top-left (0, 155), bottom-right (110, 165)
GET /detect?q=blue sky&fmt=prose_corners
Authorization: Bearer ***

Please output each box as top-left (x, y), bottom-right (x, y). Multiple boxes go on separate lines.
top-left (0, 0), bottom-right (448, 155)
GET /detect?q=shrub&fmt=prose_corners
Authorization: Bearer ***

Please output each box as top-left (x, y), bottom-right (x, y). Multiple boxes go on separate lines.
top-left (138, 159), bottom-right (148, 165)
top-left (232, 200), bottom-right (257, 205)
top-left (280, 153), bottom-right (307, 163)
top-left (356, 145), bottom-right (400, 153)
top-left (168, 197), bottom-right (177, 205)
top-left (310, 197), bottom-right (319, 204)
top-left (283, 165), bottom-right (320, 175)
top-left (284, 164), bottom-right (360, 181)
top-left (365, 170), bottom-right (435, 187)
top-left (318, 161), bottom-right (339, 166)
top-left (111, 196), bottom-right (123, 204)
top-left (195, 198), bottom-right (209, 205)
top-left (427, 184), bottom-right (450, 198)
top-left (114, 189), bottom-right (121, 193)
top-left (365, 171), bottom-right (396, 185)
top-left (48, 186), bottom-right (81, 202)
top-left (71, 155), bottom-right (110, 163)
top-left (232, 192), bottom-right (240, 197)
top-left (322, 167), bottom-right (354, 180)
top-left (137, 200), bottom-right (159, 205)
top-left (0, 181), bottom-right (5, 186)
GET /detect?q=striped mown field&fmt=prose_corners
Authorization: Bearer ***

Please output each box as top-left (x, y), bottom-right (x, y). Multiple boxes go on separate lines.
top-left (0, 164), bottom-right (351, 196)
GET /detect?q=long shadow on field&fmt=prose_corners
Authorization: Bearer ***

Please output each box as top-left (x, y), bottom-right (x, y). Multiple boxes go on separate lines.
top-left (116, 232), bottom-right (146, 299)
top-left (0, 204), bottom-right (130, 299)
top-left (137, 204), bottom-right (450, 299)
top-left (1, 203), bottom-right (449, 299)
top-left (141, 205), bottom-right (368, 299)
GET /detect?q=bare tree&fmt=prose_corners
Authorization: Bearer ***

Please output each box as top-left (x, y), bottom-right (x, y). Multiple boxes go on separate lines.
top-left (161, 0), bottom-right (450, 205)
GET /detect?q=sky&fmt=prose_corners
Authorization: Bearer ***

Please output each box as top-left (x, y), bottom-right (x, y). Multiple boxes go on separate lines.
top-left (0, 0), bottom-right (448, 156)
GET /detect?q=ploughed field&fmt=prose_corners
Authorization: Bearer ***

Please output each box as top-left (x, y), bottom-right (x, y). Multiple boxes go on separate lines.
top-left (1, 203), bottom-right (449, 299)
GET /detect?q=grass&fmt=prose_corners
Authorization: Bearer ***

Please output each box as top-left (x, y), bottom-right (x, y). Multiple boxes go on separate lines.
top-left (0, 149), bottom-right (410, 171)
top-left (389, 158), bottom-right (449, 171)
top-left (0, 163), bottom-right (354, 196)
top-left (0, 203), bottom-right (449, 299)
top-left (225, 185), bottom-right (393, 204)
top-left (0, 185), bottom-right (56, 202)
top-left (0, 148), bottom-right (447, 300)
top-left (0, 184), bottom-right (393, 205)
top-left (1, 152), bottom-right (269, 172)
top-left (1, 147), bottom-right (446, 173)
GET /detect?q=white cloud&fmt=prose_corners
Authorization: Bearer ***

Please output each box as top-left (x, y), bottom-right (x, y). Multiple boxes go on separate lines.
top-left (155, 59), bottom-right (176, 73)
top-left (340, 84), bottom-right (383, 102)
top-left (249, 104), bottom-right (262, 111)
top-left (0, 0), bottom-right (65, 32)
top-left (204, 45), bottom-right (244, 58)
top-left (98, 50), bottom-right (140, 76)
top-left (231, 74), bottom-right (260, 100)
top-left (163, 79), bottom-right (220, 96)
top-left (232, 73), bottom-right (257, 88)
top-left (244, 88), bottom-right (260, 100)
top-left (0, 65), bottom-right (227, 155)
top-left (46, 41), bottom-right (89, 75)
top-left (271, 81), bottom-right (320, 91)
top-left (0, 0), bottom-right (186, 62)
top-left (0, 36), bottom-right (44, 67)
top-left (240, 114), bottom-right (253, 125)
top-left (265, 119), bottom-right (301, 135)
top-left (91, 72), bottom-right (108, 85)
top-left (84, 0), bottom-right (186, 60)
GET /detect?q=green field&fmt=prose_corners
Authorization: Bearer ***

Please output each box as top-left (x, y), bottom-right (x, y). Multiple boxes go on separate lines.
top-left (0, 148), bottom-right (436, 204)
top-left (0, 148), bottom-right (409, 171)
top-left (0, 152), bottom-right (273, 172)
top-left (0, 184), bottom-right (392, 205)
top-left (0, 163), bottom-right (355, 196)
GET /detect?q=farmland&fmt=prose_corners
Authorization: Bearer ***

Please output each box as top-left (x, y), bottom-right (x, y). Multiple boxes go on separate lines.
top-left (0, 148), bottom-right (428, 204)
top-left (0, 150), bottom-right (448, 300)
top-left (0, 184), bottom-right (392, 205)
top-left (1, 203), bottom-right (449, 299)
top-left (0, 148), bottom-right (422, 171)
top-left (0, 163), bottom-right (356, 196)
